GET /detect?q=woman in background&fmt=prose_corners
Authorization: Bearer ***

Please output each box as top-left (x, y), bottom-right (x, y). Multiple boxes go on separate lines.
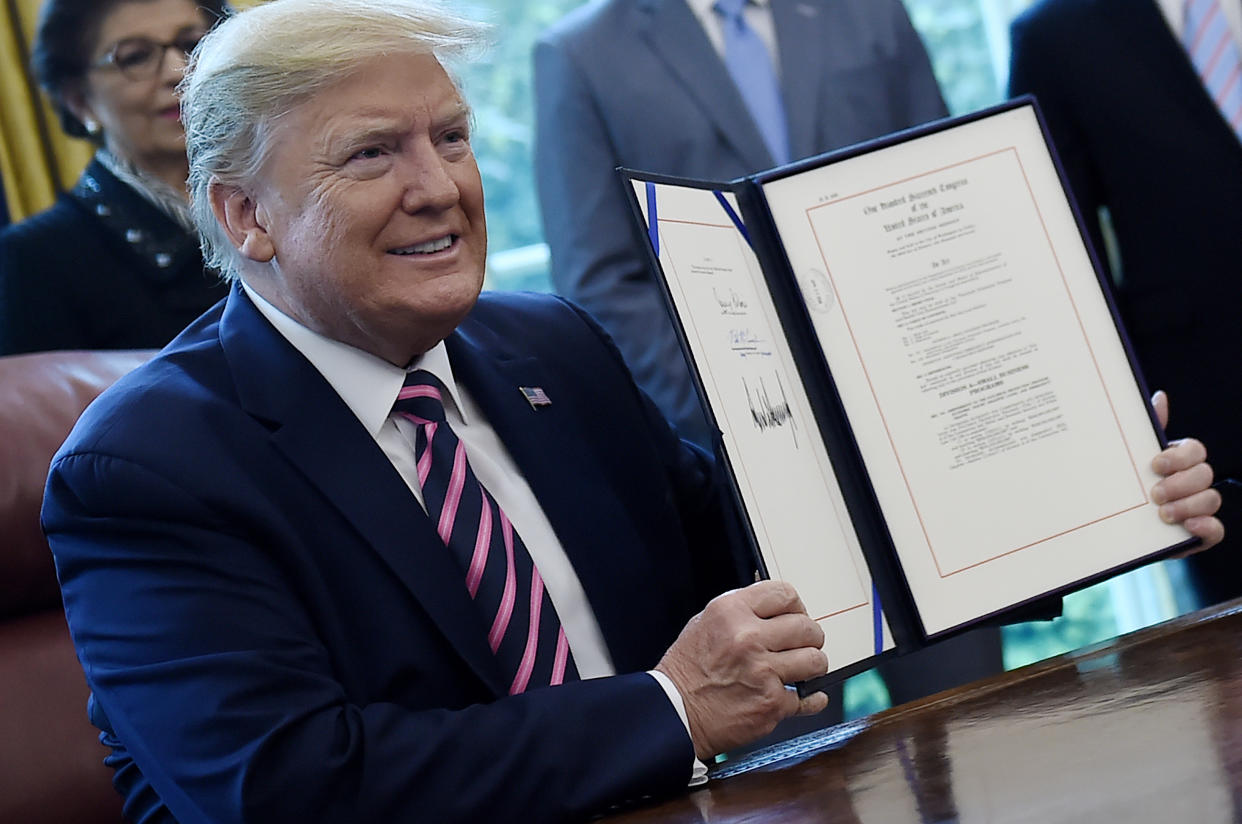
top-left (0, 0), bottom-right (230, 354)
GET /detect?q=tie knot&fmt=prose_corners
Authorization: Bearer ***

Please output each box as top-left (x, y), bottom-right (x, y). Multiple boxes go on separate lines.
top-left (713, 0), bottom-right (747, 22)
top-left (394, 369), bottom-right (448, 425)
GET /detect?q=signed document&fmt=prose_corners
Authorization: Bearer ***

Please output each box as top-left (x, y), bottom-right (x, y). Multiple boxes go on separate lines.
top-left (625, 100), bottom-right (1193, 654)
top-left (631, 184), bottom-right (893, 677)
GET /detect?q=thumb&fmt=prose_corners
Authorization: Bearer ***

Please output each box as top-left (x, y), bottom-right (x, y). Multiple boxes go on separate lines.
top-left (1151, 390), bottom-right (1169, 431)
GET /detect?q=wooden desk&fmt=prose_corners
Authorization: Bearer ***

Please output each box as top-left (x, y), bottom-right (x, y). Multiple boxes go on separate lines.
top-left (606, 601), bottom-right (1242, 823)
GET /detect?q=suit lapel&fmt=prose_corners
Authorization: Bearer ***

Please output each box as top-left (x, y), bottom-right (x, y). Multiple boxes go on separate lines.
top-left (1132, 0), bottom-right (1203, 87)
top-left (1116, 0), bottom-right (1242, 150)
top-left (1137, 0), bottom-right (1242, 146)
top-left (637, 0), bottom-right (775, 168)
top-left (773, 0), bottom-right (826, 162)
top-left (218, 287), bottom-right (507, 695)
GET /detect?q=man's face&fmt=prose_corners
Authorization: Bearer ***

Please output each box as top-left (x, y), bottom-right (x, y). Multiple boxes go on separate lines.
top-left (241, 52), bottom-right (487, 364)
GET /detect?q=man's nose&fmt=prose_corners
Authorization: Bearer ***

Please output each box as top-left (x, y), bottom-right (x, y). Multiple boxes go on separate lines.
top-left (399, 145), bottom-right (460, 214)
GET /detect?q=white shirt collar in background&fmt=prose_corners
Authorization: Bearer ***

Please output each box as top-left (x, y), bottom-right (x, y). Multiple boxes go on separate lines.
top-left (686, 0), bottom-right (778, 63)
top-left (1157, 0), bottom-right (1242, 46)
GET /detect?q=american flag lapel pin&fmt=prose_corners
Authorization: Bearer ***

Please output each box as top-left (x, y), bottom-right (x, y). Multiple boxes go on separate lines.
top-left (519, 386), bottom-right (552, 409)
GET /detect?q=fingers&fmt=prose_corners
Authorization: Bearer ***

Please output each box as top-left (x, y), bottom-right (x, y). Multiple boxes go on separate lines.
top-left (1151, 390), bottom-right (1169, 430)
top-left (1155, 486), bottom-right (1222, 526)
top-left (1150, 438), bottom-right (1217, 532)
top-left (761, 611), bottom-right (826, 652)
top-left (657, 580), bottom-right (830, 758)
top-left (1183, 516), bottom-right (1226, 550)
top-left (770, 645), bottom-right (830, 686)
top-left (1151, 461), bottom-right (1214, 508)
top-left (1146, 427), bottom-right (1224, 549)
top-left (1152, 437), bottom-right (1208, 476)
top-left (796, 689), bottom-right (830, 717)
top-left (740, 579), bottom-right (808, 619)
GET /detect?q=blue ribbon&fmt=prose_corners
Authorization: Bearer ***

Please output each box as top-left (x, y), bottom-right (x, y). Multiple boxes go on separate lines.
top-left (712, 190), bottom-right (752, 249)
top-left (645, 181), bottom-right (660, 257)
top-left (872, 583), bottom-right (883, 656)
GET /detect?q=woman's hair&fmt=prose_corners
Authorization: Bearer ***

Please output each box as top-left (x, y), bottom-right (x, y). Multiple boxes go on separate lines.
top-left (180, 0), bottom-right (486, 279)
top-left (32, 0), bottom-right (231, 140)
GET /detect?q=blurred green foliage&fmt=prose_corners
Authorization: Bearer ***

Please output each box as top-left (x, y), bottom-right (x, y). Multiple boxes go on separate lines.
top-left (842, 583), bottom-right (1126, 721)
top-left (1001, 586), bottom-right (1122, 670)
top-left (454, 0), bottom-right (584, 261)
top-left (905, 0), bottom-right (1001, 114)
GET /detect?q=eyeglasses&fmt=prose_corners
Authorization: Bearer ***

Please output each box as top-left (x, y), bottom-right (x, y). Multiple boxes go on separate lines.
top-left (90, 31), bottom-right (207, 80)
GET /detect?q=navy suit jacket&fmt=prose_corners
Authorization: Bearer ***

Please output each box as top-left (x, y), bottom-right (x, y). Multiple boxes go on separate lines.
top-left (1009, 0), bottom-right (1242, 483)
top-left (44, 287), bottom-right (745, 823)
top-left (534, 0), bottom-right (947, 444)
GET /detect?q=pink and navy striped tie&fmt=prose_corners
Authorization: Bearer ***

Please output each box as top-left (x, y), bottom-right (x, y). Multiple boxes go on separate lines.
top-left (394, 370), bottom-right (577, 694)
top-left (1185, 0), bottom-right (1242, 140)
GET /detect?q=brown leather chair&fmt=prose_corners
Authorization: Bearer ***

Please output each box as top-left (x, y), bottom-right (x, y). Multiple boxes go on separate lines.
top-left (0, 350), bottom-right (152, 824)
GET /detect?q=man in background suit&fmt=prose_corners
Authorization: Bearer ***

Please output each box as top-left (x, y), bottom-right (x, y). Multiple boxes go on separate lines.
top-left (534, 0), bottom-right (1009, 720)
top-left (1009, 0), bottom-right (1242, 607)
top-left (534, 0), bottom-right (947, 448)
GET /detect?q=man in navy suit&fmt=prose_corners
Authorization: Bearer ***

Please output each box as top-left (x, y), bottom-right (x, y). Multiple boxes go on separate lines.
top-left (1009, 0), bottom-right (1242, 607)
top-left (42, 2), bottom-right (836, 821)
top-left (43, 1), bottom-right (1223, 822)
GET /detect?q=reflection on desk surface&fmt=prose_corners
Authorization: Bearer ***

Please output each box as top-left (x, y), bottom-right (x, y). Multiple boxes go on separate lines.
top-left (606, 601), bottom-right (1242, 824)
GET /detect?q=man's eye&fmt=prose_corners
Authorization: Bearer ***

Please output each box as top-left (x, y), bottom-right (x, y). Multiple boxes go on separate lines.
top-left (352, 147), bottom-right (385, 161)
top-left (443, 129), bottom-right (469, 144)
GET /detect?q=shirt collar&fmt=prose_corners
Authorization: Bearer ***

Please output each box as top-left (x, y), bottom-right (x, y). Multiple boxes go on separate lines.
top-left (689, 0), bottom-right (768, 16)
top-left (1154, 0), bottom-right (1182, 34)
top-left (240, 279), bottom-right (468, 436)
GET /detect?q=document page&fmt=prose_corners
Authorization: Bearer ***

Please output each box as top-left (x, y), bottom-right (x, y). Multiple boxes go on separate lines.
top-left (631, 179), bottom-right (893, 670)
top-left (761, 105), bottom-right (1189, 634)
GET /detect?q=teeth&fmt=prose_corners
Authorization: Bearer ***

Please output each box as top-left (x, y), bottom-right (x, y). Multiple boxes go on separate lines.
top-left (391, 235), bottom-right (454, 255)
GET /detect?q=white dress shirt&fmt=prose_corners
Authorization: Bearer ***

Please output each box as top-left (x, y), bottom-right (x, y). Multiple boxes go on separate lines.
top-left (1157, 0), bottom-right (1242, 46)
top-left (687, 0), bottom-right (779, 65)
top-left (239, 281), bottom-right (706, 782)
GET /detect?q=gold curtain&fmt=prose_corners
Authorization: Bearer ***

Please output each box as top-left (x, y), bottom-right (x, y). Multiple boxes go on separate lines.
top-left (0, 0), bottom-right (93, 223)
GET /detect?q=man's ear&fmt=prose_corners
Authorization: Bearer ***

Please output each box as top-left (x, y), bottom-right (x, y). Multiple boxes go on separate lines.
top-left (209, 179), bottom-right (275, 262)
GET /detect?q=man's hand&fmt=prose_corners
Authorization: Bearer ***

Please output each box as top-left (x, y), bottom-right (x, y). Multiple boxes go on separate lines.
top-left (1150, 390), bottom-right (1224, 550)
top-left (655, 580), bottom-right (829, 760)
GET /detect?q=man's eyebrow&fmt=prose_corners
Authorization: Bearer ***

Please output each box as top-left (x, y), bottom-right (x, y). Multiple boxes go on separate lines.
top-left (436, 102), bottom-right (474, 127)
top-left (318, 100), bottom-right (475, 152)
top-left (320, 118), bottom-right (407, 151)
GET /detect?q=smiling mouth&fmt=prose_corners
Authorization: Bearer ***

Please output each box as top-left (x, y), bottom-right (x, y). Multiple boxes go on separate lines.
top-left (389, 235), bottom-right (457, 255)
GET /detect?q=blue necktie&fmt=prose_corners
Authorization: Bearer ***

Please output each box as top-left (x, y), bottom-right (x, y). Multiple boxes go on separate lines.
top-left (714, 0), bottom-right (791, 165)
top-left (394, 370), bottom-right (578, 693)
top-left (1184, 0), bottom-right (1242, 140)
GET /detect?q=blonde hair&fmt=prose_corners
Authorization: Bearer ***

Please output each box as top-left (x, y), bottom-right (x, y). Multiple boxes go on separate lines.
top-left (180, 0), bottom-right (486, 279)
